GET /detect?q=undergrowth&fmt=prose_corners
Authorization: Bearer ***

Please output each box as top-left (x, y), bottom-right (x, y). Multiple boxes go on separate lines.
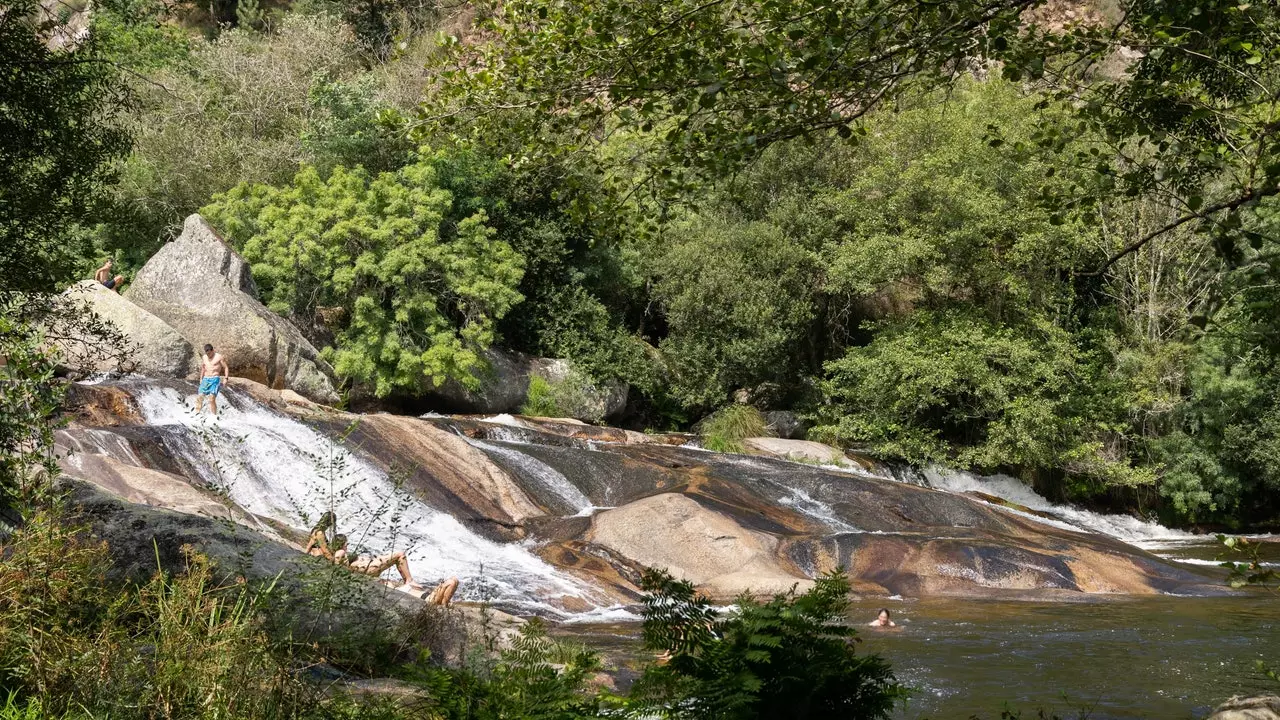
top-left (699, 405), bottom-right (769, 454)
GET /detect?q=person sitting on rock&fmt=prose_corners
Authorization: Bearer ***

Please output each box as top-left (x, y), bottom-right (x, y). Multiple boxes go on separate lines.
top-left (94, 258), bottom-right (125, 292)
top-left (868, 608), bottom-right (896, 628)
top-left (194, 344), bottom-right (228, 416)
top-left (303, 511), bottom-right (338, 559)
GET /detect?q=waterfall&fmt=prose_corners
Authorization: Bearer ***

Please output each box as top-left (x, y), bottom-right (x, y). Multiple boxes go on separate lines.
top-left (465, 439), bottom-right (598, 517)
top-left (916, 466), bottom-right (1194, 549)
top-left (131, 383), bottom-right (626, 618)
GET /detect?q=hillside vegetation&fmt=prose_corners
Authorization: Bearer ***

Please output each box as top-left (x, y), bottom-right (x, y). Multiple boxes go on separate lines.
top-left (8, 0), bottom-right (1280, 531)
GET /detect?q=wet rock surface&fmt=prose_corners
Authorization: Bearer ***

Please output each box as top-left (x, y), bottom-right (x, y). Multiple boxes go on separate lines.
top-left (56, 377), bottom-right (1224, 613)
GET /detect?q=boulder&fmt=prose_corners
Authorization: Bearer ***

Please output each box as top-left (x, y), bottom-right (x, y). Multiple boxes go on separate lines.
top-left (58, 478), bottom-right (434, 652)
top-left (1209, 695), bottom-right (1280, 720)
top-left (125, 214), bottom-right (339, 404)
top-left (54, 280), bottom-right (197, 378)
top-left (427, 349), bottom-right (627, 422)
top-left (586, 493), bottom-right (811, 599)
top-left (763, 411), bottom-right (810, 440)
top-left (743, 437), bottom-right (845, 464)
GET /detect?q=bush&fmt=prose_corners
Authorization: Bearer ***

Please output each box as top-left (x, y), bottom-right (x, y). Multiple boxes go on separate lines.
top-left (632, 568), bottom-right (904, 720)
top-left (401, 618), bottom-right (605, 720)
top-left (699, 405), bottom-right (768, 454)
top-left (0, 513), bottom-right (317, 720)
top-left (202, 153), bottom-right (525, 397)
top-left (520, 371), bottom-right (608, 424)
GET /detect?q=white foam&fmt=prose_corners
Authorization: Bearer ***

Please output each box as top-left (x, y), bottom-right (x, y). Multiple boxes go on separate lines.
top-left (133, 384), bottom-right (623, 618)
top-left (466, 438), bottom-right (595, 515)
top-left (918, 466), bottom-right (1195, 548)
top-left (478, 413), bottom-right (528, 428)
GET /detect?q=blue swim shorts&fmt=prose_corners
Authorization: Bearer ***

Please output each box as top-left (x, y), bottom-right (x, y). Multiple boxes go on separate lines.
top-left (198, 376), bottom-right (223, 396)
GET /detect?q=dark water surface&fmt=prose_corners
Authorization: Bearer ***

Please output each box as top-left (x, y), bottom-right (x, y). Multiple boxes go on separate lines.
top-left (558, 592), bottom-right (1280, 719)
top-left (850, 595), bottom-right (1280, 719)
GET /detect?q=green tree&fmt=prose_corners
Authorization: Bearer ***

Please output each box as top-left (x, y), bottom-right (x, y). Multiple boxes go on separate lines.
top-left (1, 0), bottom-right (131, 292)
top-left (201, 153), bottom-right (525, 397)
top-left (632, 568), bottom-right (903, 719)
top-left (998, 0), bottom-right (1280, 273)
top-left (650, 217), bottom-right (819, 411)
top-left (426, 0), bottom-right (1036, 196)
top-left (97, 13), bottom-right (369, 264)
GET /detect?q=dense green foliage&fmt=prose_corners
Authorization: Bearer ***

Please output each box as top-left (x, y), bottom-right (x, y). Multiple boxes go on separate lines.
top-left (1, 0), bottom-right (130, 291)
top-left (8, 0), bottom-right (1279, 530)
top-left (202, 154), bottom-right (524, 396)
top-left (634, 568), bottom-right (903, 719)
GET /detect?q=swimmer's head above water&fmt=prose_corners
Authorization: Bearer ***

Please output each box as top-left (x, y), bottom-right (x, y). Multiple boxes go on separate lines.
top-left (869, 608), bottom-right (896, 627)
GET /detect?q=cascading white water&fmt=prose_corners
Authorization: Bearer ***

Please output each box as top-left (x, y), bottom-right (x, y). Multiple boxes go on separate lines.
top-left (132, 383), bottom-right (627, 618)
top-left (773, 483), bottom-right (861, 534)
top-left (464, 439), bottom-right (598, 517)
top-left (718, 455), bottom-right (861, 533)
top-left (917, 466), bottom-right (1195, 549)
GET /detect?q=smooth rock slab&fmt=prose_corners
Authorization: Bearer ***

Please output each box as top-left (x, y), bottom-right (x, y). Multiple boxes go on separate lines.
top-left (1209, 695), bottom-right (1280, 720)
top-left (53, 280), bottom-right (197, 378)
top-left (126, 214), bottom-right (338, 404)
top-left (587, 492), bottom-right (812, 599)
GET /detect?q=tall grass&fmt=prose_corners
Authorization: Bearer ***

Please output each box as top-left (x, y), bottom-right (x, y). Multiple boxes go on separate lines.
top-left (0, 512), bottom-right (318, 720)
top-left (699, 405), bottom-right (769, 454)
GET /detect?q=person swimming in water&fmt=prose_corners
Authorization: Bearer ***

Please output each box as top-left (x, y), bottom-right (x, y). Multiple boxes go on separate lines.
top-left (868, 608), bottom-right (896, 628)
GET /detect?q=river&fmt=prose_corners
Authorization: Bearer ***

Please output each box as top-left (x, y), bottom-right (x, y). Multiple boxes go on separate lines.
top-left (558, 589), bottom-right (1280, 719)
top-left (114, 379), bottom-right (1279, 715)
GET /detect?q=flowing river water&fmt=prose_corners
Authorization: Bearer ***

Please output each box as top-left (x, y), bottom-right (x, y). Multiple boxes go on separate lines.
top-left (116, 379), bottom-right (1278, 716)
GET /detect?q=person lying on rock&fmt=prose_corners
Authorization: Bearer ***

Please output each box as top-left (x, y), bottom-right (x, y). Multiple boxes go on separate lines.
top-left (94, 258), bottom-right (125, 292)
top-left (330, 533), bottom-right (460, 606)
top-left (868, 608), bottom-right (896, 628)
top-left (194, 344), bottom-right (228, 416)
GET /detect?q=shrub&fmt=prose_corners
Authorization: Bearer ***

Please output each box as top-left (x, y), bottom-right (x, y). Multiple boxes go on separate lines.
top-left (631, 568), bottom-right (904, 720)
top-left (699, 405), bottom-right (768, 454)
top-left (520, 371), bottom-right (608, 424)
top-left (0, 513), bottom-right (316, 720)
top-left (202, 153), bottom-right (525, 397)
top-left (402, 619), bottom-right (605, 720)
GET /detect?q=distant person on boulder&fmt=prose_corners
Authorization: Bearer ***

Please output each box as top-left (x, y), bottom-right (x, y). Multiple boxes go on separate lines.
top-left (868, 608), bottom-right (897, 628)
top-left (195, 344), bottom-right (228, 416)
top-left (94, 258), bottom-right (125, 292)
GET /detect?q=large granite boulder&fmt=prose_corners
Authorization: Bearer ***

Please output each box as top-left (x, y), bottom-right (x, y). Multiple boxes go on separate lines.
top-left (53, 280), bottom-right (197, 378)
top-left (125, 214), bottom-right (338, 404)
top-left (1209, 695), bottom-right (1280, 720)
top-left (586, 492), bottom-right (812, 599)
top-left (426, 349), bottom-right (627, 422)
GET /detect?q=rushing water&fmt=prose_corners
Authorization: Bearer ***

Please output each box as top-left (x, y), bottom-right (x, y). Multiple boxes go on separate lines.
top-left (130, 383), bottom-right (626, 618)
top-left (464, 438), bottom-right (598, 516)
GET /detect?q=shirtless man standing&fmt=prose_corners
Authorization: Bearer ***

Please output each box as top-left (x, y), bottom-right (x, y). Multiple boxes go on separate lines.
top-left (195, 344), bottom-right (229, 416)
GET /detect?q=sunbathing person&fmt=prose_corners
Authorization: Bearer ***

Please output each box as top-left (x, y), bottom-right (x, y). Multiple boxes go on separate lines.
top-left (330, 533), bottom-right (459, 606)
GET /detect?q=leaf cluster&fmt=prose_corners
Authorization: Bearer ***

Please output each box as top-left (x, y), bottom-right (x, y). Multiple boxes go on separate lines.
top-left (202, 154), bottom-right (525, 397)
top-left (633, 568), bottom-right (904, 720)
